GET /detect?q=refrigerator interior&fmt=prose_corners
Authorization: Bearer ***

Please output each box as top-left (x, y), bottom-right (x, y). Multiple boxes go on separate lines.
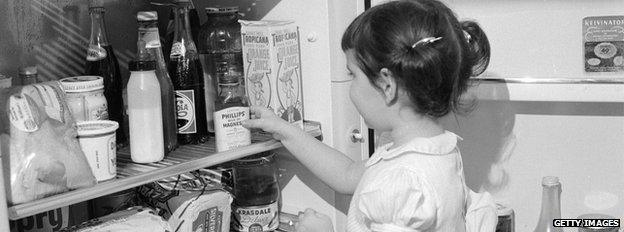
top-left (0, 0), bottom-right (366, 231)
top-left (1, 0), bottom-right (623, 231)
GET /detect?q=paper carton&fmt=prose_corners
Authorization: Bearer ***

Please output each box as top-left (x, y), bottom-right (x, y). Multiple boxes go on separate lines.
top-left (240, 20), bottom-right (304, 128)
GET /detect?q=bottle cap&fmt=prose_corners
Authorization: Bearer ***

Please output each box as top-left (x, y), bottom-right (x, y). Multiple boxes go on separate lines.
top-left (60, 76), bottom-right (104, 92)
top-left (18, 66), bottom-right (37, 75)
top-left (128, 60), bottom-right (156, 71)
top-left (137, 11), bottom-right (158, 21)
top-left (205, 6), bottom-right (239, 14)
top-left (541, 176), bottom-right (560, 186)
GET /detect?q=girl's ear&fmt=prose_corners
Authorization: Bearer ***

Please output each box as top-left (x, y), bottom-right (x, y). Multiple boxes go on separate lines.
top-left (376, 68), bottom-right (398, 105)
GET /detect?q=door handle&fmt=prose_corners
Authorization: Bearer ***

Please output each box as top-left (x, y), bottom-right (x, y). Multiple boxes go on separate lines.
top-left (350, 129), bottom-right (365, 143)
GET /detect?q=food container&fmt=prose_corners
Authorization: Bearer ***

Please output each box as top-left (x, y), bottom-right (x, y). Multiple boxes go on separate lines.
top-left (232, 152), bottom-right (280, 232)
top-left (577, 214), bottom-right (620, 232)
top-left (76, 120), bottom-right (118, 182)
top-left (60, 76), bottom-right (108, 121)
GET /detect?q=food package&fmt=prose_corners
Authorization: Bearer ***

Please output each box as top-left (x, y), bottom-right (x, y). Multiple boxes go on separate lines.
top-left (60, 206), bottom-right (171, 232)
top-left (9, 202), bottom-right (91, 232)
top-left (138, 169), bottom-right (233, 232)
top-left (0, 81), bottom-right (97, 204)
top-left (240, 20), bottom-right (304, 128)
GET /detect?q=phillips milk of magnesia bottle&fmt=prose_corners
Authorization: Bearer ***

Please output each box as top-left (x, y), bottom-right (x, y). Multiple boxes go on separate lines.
top-left (85, 0), bottom-right (126, 148)
top-left (168, 0), bottom-right (209, 145)
top-left (127, 49), bottom-right (164, 163)
top-left (214, 65), bottom-right (251, 152)
top-left (137, 11), bottom-right (178, 153)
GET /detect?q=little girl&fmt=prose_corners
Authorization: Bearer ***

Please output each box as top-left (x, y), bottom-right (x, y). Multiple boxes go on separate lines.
top-left (243, 0), bottom-right (497, 231)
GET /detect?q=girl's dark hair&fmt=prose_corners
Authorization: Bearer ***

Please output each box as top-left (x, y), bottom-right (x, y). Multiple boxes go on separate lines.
top-left (341, 0), bottom-right (490, 118)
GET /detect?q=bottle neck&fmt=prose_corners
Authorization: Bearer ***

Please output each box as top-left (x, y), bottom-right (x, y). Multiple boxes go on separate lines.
top-left (89, 7), bottom-right (108, 46)
top-left (137, 20), bottom-right (166, 64)
top-left (537, 184), bottom-right (562, 225)
top-left (173, 4), bottom-right (196, 51)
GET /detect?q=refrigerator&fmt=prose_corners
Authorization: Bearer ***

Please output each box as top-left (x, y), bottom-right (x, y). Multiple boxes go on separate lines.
top-left (0, 0), bottom-right (623, 231)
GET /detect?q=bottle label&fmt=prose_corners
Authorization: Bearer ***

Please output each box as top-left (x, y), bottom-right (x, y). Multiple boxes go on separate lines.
top-left (170, 42), bottom-right (186, 58)
top-left (232, 202), bottom-right (278, 232)
top-left (86, 45), bottom-right (107, 61)
top-left (214, 106), bottom-right (251, 152)
top-left (139, 27), bottom-right (161, 48)
top-left (175, 90), bottom-right (197, 134)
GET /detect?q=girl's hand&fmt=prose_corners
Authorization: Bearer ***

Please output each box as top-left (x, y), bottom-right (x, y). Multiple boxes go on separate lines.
top-left (296, 208), bottom-right (334, 232)
top-left (242, 106), bottom-right (294, 141)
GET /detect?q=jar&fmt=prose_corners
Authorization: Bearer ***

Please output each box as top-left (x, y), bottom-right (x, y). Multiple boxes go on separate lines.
top-left (232, 152), bottom-right (280, 232)
top-left (577, 214), bottom-right (620, 232)
top-left (495, 203), bottom-right (515, 232)
top-left (60, 76), bottom-right (109, 122)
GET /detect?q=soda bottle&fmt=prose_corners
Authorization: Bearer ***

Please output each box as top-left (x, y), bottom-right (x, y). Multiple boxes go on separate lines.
top-left (214, 67), bottom-right (250, 152)
top-left (163, 0), bottom-right (200, 64)
top-left (137, 11), bottom-right (179, 153)
top-left (533, 176), bottom-right (563, 232)
top-left (168, 0), bottom-right (209, 145)
top-left (198, 6), bottom-right (244, 135)
top-left (85, 1), bottom-right (127, 148)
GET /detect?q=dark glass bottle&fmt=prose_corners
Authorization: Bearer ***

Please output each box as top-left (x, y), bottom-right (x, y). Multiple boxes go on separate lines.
top-left (85, 4), bottom-right (126, 148)
top-left (168, 0), bottom-right (209, 145)
top-left (137, 11), bottom-right (179, 153)
top-left (198, 7), bottom-right (244, 135)
top-left (163, 0), bottom-right (200, 64)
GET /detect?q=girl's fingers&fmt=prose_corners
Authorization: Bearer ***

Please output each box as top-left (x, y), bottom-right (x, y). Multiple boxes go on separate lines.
top-left (242, 118), bottom-right (266, 130)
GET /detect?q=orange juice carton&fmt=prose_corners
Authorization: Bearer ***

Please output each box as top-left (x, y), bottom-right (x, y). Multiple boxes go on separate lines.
top-left (239, 20), bottom-right (304, 128)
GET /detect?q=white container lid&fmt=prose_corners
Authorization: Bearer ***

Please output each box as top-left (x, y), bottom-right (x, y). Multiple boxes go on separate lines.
top-left (77, 120), bottom-right (119, 137)
top-left (60, 76), bottom-right (104, 92)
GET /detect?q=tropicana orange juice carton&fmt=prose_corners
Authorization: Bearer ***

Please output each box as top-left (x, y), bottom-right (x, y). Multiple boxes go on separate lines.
top-left (239, 20), bottom-right (304, 128)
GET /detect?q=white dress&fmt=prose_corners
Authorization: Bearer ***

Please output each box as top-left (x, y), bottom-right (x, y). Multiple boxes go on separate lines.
top-left (346, 131), bottom-right (497, 232)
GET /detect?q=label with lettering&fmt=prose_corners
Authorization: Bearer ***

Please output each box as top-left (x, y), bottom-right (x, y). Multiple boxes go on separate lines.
top-left (170, 42), bottom-right (186, 58)
top-left (9, 95), bottom-right (38, 132)
top-left (583, 16), bottom-right (624, 72)
top-left (86, 45), bottom-right (107, 61)
top-left (232, 202), bottom-right (278, 232)
top-left (10, 207), bottom-right (69, 232)
top-left (214, 106), bottom-right (251, 152)
top-left (196, 207), bottom-right (223, 232)
top-left (176, 90), bottom-right (197, 134)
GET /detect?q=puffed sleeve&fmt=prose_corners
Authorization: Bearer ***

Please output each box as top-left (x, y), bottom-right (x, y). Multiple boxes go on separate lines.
top-left (357, 167), bottom-right (438, 232)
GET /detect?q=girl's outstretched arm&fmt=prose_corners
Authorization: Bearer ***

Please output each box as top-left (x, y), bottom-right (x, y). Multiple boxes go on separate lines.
top-left (243, 106), bottom-right (366, 194)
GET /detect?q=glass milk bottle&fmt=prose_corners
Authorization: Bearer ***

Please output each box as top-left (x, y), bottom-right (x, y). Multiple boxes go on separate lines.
top-left (127, 57), bottom-right (164, 163)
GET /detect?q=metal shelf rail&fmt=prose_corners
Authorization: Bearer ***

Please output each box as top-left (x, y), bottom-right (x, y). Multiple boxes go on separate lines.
top-left (2, 121), bottom-right (321, 222)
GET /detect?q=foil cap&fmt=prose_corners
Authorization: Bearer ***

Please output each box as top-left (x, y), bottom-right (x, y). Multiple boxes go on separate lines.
top-left (137, 11), bottom-right (158, 21)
